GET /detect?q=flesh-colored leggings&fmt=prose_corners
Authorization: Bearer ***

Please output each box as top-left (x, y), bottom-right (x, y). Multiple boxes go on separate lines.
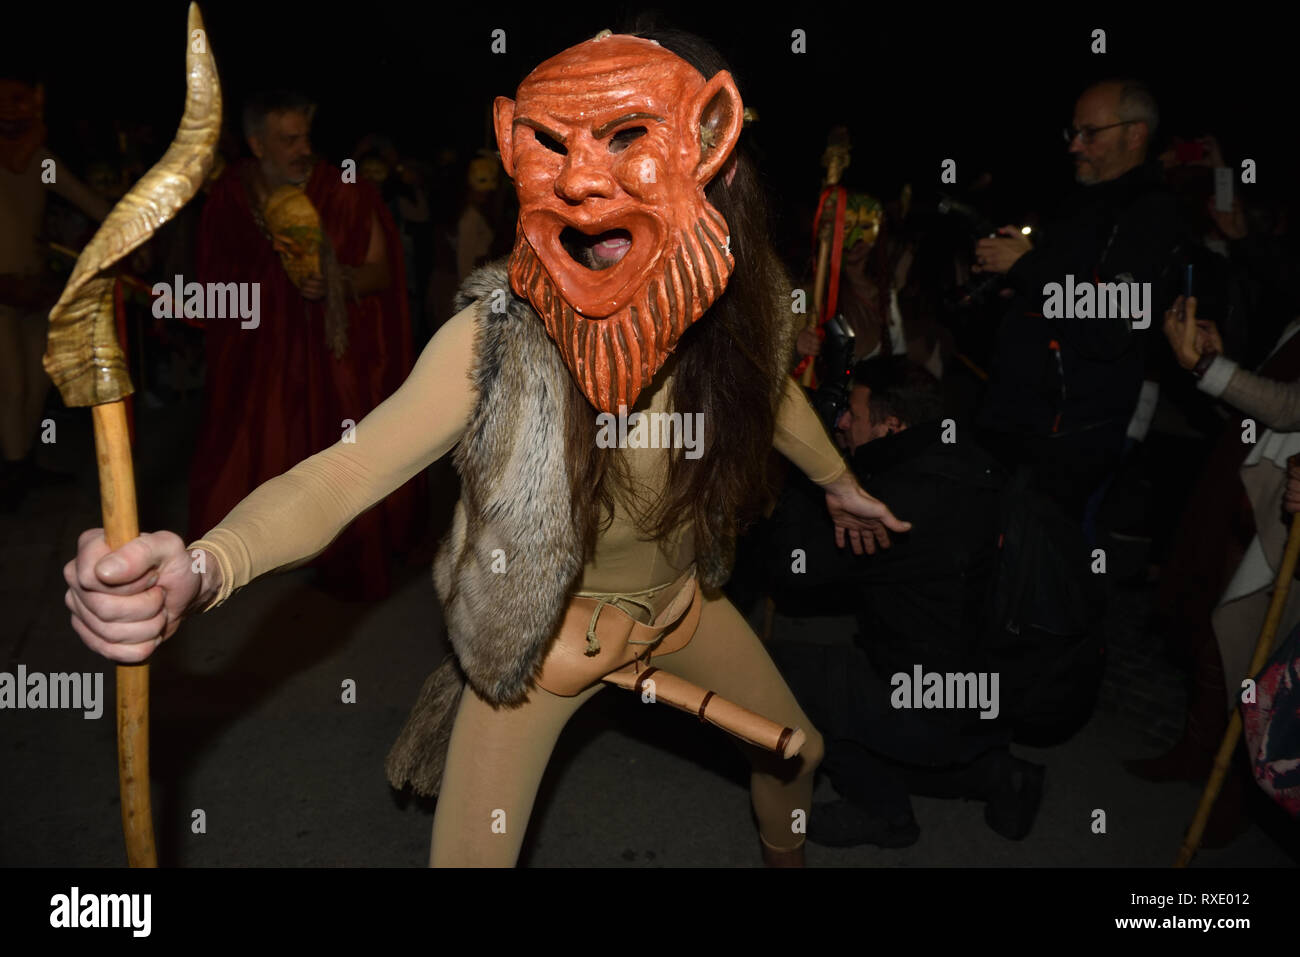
top-left (429, 592), bottom-right (824, 866)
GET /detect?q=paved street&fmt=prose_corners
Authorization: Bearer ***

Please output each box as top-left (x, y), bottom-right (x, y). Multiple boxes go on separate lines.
top-left (1, 395), bottom-right (1295, 867)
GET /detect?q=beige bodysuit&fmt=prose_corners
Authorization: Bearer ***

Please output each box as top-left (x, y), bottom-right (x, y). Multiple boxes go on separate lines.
top-left (188, 299), bottom-right (849, 866)
top-left (191, 301), bottom-right (847, 607)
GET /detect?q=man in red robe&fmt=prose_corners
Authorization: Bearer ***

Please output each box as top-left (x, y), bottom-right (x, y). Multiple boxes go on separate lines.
top-left (190, 90), bottom-right (422, 599)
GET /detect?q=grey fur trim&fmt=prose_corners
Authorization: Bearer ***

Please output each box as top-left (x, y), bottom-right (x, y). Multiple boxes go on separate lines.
top-left (430, 256), bottom-right (796, 698)
top-left (434, 261), bottom-right (584, 705)
top-left (384, 657), bottom-right (465, 797)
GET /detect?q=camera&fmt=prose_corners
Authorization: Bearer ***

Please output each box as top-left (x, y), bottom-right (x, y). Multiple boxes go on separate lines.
top-left (809, 313), bottom-right (857, 430)
top-left (936, 193), bottom-right (1012, 311)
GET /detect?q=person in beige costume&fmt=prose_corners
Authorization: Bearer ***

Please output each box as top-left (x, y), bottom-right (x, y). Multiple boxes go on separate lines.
top-left (62, 29), bottom-right (910, 867)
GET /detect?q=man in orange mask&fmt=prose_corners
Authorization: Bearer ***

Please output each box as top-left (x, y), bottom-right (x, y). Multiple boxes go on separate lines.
top-left (498, 33), bottom-right (741, 414)
top-left (65, 30), bottom-right (910, 866)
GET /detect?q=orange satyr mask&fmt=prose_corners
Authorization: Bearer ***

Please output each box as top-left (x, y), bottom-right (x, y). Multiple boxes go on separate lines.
top-left (494, 34), bottom-right (744, 413)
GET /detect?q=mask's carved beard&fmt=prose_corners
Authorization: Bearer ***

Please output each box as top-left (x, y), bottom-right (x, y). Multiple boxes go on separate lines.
top-left (508, 205), bottom-right (734, 413)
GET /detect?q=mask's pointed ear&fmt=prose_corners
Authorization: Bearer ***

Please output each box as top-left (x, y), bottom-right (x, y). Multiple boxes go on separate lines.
top-left (690, 71), bottom-right (743, 186)
top-left (493, 96), bottom-right (517, 178)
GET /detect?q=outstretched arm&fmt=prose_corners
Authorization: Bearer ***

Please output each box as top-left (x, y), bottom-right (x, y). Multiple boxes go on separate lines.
top-left (190, 302), bottom-right (478, 607)
top-left (771, 376), bottom-right (911, 555)
top-left (65, 302), bottom-right (480, 661)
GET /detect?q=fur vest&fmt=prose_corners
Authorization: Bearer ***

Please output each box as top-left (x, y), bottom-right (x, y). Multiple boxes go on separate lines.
top-left (386, 259), bottom-right (795, 795)
top-left (433, 263), bottom-right (586, 707)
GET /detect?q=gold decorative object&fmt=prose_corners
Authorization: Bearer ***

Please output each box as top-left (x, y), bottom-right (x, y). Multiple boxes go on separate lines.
top-left (44, 3), bottom-right (221, 407)
top-left (264, 185), bottom-right (323, 288)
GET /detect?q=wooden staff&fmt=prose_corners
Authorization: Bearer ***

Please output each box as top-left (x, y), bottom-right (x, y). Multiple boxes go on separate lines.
top-left (604, 663), bottom-right (807, 759)
top-left (1174, 501), bottom-right (1300, 867)
top-left (43, 3), bottom-right (221, 867)
top-left (799, 127), bottom-right (851, 387)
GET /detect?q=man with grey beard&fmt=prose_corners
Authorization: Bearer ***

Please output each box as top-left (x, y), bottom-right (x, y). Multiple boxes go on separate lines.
top-left (188, 90), bottom-right (422, 600)
top-left (971, 79), bottom-right (1187, 524)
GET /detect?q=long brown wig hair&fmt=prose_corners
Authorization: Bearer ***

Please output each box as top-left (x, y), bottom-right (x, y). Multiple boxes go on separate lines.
top-left (564, 28), bottom-right (798, 576)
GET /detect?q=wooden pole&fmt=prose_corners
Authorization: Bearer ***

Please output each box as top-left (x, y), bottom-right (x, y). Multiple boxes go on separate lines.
top-left (44, 4), bottom-right (218, 867)
top-left (1174, 511), bottom-right (1300, 867)
top-left (801, 229), bottom-right (835, 387)
top-left (93, 401), bottom-right (156, 867)
top-left (799, 131), bottom-right (851, 387)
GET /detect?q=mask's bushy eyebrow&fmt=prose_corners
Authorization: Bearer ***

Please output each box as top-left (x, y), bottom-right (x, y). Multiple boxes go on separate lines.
top-left (514, 117), bottom-right (567, 146)
top-left (593, 112), bottom-right (664, 139)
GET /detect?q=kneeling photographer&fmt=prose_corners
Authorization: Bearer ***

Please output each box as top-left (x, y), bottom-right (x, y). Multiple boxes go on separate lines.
top-left (761, 357), bottom-right (1048, 847)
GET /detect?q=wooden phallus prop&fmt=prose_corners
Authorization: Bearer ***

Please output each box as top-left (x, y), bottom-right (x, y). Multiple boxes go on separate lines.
top-left (604, 663), bottom-right (806, 758)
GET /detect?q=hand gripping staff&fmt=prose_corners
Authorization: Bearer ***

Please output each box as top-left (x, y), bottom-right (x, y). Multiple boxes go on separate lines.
top-left (43, 3), bottom-right (221, 867)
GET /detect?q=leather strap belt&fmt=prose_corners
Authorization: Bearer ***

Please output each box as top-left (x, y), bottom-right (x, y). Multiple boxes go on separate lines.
top-left (535, 567), bottom-right (806, 759)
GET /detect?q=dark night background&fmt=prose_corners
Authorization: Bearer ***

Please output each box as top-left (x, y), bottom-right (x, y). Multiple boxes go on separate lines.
top-left (3, 1), bottom-right (1298, 878)
top-left (9, 2), bottom-right (1289, 257)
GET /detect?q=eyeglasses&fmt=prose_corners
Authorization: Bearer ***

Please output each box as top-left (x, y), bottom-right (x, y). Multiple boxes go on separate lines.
top-left (1063, 120), bottom-right (1137, 144)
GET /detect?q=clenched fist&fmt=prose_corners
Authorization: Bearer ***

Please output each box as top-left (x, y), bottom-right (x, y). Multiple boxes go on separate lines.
top-left (63, 530), bottom-right (217, 663)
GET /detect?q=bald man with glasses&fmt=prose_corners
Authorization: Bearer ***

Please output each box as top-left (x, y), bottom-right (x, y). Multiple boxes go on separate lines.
top-left (971, 79), bottom-right (1188, 527)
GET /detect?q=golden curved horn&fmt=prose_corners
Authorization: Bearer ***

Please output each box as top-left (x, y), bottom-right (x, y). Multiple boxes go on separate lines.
top-left (44, 2), bottom-right (221, 407)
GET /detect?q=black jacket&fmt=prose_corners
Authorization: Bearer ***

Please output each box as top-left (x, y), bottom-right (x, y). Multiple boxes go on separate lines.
top-left (765, 421), bottom-right (1004, 677)
top-left (978, 162), bottom-right (1187, 437)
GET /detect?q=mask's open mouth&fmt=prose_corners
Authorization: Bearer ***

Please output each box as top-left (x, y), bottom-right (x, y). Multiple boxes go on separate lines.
top-left (560, 227), bottom-right (632, 271)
